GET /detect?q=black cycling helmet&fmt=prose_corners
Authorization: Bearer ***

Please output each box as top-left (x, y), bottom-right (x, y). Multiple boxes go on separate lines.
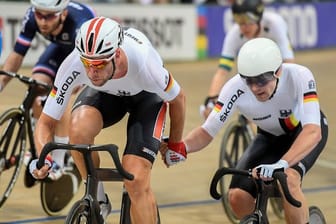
top-left (231, 0), bottom-right (264, 23)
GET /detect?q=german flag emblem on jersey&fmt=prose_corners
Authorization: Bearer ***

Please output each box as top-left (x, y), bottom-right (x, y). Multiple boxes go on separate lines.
top-left (304, 91), bottom-right (318, 103)
top-left (50, 86), bottom-right (58, 98)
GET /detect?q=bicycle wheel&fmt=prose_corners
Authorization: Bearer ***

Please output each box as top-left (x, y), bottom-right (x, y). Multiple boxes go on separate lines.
top-left (0, 108), bottom-right (26, 207)
top-left (65, 199), bottom-right (91, 224)
top-left (40, 153), bottom-right (82, 216)
top-left (309, 206), bottom-right (326, 224)
top-left (219, 119), bottom-right (252, 224)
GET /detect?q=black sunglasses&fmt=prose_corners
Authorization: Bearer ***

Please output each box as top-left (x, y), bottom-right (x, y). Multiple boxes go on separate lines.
top-left (240, 68), bottom-right (279, 87)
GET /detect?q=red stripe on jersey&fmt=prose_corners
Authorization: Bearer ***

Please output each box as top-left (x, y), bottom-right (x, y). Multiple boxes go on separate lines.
top-left (164, 73), bottom-right (174, 92)
top-left (153, 103), bottom-right (167, 140)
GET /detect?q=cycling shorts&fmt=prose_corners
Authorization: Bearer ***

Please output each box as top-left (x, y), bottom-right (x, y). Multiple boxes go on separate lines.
top-left (230, 111), bottom-right (328, 198)
top-left (72, 87), bottom-right (167, 163)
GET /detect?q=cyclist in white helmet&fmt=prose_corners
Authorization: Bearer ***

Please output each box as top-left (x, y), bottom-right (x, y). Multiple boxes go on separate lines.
top-left (0, 0), bottom-right (95, 183)
top-left (30, 16), bottom-right (186, 223)
top-left (201, 0), bottom-right (294, 119)
top-left (163, 38), bottom-right (328, 224)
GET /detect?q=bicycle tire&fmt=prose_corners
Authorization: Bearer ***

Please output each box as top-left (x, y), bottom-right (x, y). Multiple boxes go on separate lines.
top-left (0, 108), bottom-right (26, 207)
top-left (309, 206), bottom-right (326, 224)
top-left (65, 199), bottom-right (91, 224)
top-left (219, 119), bottom-right (252, 224)
top-left (119, 189), bottom-right (161, 224)
top-left (40, 153), bottom-right (82, 216)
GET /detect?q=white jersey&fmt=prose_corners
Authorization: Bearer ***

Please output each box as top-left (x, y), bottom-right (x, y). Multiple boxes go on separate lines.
top-left (43, 27), bottom-right (181, 120)
top-left (222, 11), bottom-right (294, 62)
top-left (203, 63), bottom-right (321, 137)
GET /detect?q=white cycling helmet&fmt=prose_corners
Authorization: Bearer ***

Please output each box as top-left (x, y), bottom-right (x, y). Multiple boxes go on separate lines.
top-left (31, 0), bottom-right (69, 12)
top-left (75, 17), bottom-right (124, 59)
top-left (237, 38), bottom-right (282, 77)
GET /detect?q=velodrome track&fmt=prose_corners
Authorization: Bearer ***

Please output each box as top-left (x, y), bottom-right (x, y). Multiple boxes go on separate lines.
top-left (0, 48), bottom-right (336, 223)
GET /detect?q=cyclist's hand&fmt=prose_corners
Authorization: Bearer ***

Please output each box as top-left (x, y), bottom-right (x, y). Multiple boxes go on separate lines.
top-left (29, 157), bottom-right (52, 179)
top-left (199, 105), bottom-right (212, 120)
top-left (255, 159), bottom-right (289, 180)
top-left (165, 141), bottom-right (187, 167)
top-left (200, 95), bottom-right (218, 120)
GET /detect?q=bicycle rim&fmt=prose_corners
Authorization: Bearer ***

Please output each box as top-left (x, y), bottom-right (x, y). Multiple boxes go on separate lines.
top-left (40, 156), bottom-right (82, 216)
top-left (219, 121), bottom-right (251, 224)
top-left (65, 200), bottom-right (91, 224)
top-left (309, 206), bottom-right (326, 224)
top-left (0, 108), bottom-right (26, 207)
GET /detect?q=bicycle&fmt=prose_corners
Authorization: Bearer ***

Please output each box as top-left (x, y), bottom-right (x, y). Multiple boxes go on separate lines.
top-left (0, 70), bottom-right (81, 216)
top-left (37, 142), bottom-right (161, 224)
top-left (219, 114), bottom-right (283, 223)
top-left (210, 167), bottom-right (327, 224)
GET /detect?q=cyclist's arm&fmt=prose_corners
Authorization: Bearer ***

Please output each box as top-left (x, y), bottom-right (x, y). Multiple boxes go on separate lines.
top-left (184, 126), bottom-right (213, 153)
top-left (34, 113), bottom-right (58, 157)
top-left (282, 123), bottom-right (321, 167)
top-left (167, 88), bottom-right (186, 143)
top-left (142, 46), bottom-right (186, 143)
top-left (31, 112), bottom-right (58, 179)
top-left (282, 66), bottom-right (321, 166)
top-left (202, 28), bottom-right (239, 118)
top-left (0, 52), bottom-right (24, 90)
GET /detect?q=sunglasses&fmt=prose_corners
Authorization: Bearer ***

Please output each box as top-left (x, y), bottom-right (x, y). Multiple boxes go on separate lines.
top-left (80, 54), bottom-right (115, 70)
top-left (240, 70), bottom-right (278, 87)
top-left (233, 14), bottom-right (258, 26)
top-left (33, 8), bottom-right (62, 21)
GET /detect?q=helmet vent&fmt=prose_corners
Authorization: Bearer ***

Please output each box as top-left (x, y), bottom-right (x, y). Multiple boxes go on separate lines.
top-left (80, 39), bottom-right (85, 53)
top-left (88, 33), bottom-right (94, 53)
top-left (100, 47), bottom-right (114, 55)
top-left (96, 40), bottom-right (103, 54)
top-left (56, 0), bottom-right (62, 6)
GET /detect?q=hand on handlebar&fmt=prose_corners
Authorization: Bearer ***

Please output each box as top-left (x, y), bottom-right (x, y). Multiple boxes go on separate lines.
top-left (255, 159), bottom-right (289, 180)
top-left (29, 156), bottom-right (53, 179)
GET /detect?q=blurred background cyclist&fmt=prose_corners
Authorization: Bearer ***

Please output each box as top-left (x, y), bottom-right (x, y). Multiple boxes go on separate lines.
top-left (0, 0), bottom-right (95, 182)
top-left (201, 0), bottom-right (295, 119)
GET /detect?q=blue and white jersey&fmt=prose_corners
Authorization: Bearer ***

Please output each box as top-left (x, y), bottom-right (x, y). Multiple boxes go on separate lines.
top-left (14, 1), bottom-right (96, 56)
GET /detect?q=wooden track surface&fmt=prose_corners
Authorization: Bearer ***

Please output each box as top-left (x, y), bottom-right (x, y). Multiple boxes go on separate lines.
top-left (1, 48), bottom-right (336, 223)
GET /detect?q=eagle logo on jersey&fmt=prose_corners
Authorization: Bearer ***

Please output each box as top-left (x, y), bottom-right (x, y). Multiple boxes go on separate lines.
top-left (308, 80), bottom-right (316, 90)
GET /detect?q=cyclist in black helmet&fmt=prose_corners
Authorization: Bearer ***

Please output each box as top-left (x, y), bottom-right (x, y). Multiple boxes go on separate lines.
top-left (201, 0), bottom-right (294, 119)
top-left (0, 0), bottom-right (95, 181)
